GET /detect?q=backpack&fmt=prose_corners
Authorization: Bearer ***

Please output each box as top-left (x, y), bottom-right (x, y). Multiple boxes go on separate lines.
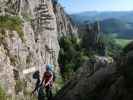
top-left (33, 70), bottom-right (39, 79)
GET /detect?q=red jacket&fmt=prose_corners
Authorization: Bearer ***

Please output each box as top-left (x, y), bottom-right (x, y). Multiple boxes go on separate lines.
top-left (42, 71), bottom-right (53, 87)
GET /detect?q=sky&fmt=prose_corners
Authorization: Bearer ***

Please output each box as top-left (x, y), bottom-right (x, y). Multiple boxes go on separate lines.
top-left (58, 0), bottom-right (133, 14)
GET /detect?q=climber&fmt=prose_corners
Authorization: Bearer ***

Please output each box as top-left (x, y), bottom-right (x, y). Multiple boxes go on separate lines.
top-left (32, 70), bottom-right (45, 100)
top-left (41, 64), bottom-right (54, 100)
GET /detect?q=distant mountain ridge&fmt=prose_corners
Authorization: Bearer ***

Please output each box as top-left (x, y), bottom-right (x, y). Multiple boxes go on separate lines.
top-left (71, 11), bottom-right (133, 38)
top-left (100, 18), bottom-right (133, 38)
top-left (71, 11), bottom-right (133, 25)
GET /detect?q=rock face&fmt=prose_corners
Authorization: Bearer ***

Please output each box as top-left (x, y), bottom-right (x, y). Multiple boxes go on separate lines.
top-left (0, 0), bottom-right (77, 96)
top-left (54, 56), bottom-right (116, 100)
top-left (53, 2), bottom-right (78, 38)
top-left (81, 21), bottom-right (107, 56)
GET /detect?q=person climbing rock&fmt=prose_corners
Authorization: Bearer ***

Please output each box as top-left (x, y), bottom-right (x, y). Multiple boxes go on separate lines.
top-left (41, 64), bottom-right (54, 100)
top-left (32, 70), bottom-right (45, 100)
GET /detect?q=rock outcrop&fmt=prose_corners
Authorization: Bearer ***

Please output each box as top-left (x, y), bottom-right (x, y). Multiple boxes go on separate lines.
top-left (0, 0), bottom-right (77, 96)
top-left (54, 56), bottom-right (116, 100)
top-left (54, 42), bottom-right (133, 100)
top-left (53, 2), bottom-right (78, 38)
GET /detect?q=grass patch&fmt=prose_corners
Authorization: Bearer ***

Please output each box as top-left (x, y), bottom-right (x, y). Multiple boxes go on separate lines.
top-left (115, 38), bottom-right (133, 48)
top-left (107, 33), bottom-right (133, 47)
top-left (0, 85), bottom-right (6, 100)
top-left (0, 15), bottom-right (24, 41)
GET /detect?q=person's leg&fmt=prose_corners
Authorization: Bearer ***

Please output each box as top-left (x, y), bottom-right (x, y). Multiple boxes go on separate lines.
top-left (45, 86), bottom-right (49, 100)
top-left (48, 87), bottom-right (52, 100)
top-left (45, 86), bottom-right (52, 100)
top-left (38, 86), bottom-right (45, 100)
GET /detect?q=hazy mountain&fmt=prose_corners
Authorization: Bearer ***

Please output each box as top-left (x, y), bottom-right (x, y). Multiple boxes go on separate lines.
top-left (71, 11), bottom-right (133, 38)
top-left (100, 18), bottom-right (133, 38)
top-left (71, 11), bottom-right (133, 25)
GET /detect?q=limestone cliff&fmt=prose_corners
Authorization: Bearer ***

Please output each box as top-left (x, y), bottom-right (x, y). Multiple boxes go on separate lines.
top-left (53, 2), bottom-right (78, 38)
top-left (0, 0), bottom-right (77, 97)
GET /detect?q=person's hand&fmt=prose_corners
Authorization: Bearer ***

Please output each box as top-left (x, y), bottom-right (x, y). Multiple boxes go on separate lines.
top-left (31, 91), bottom-right (35, 95)
top-left (45, 82), bottom-right (49, 87)
top-left (45, 81), bottom-right (51, 87)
